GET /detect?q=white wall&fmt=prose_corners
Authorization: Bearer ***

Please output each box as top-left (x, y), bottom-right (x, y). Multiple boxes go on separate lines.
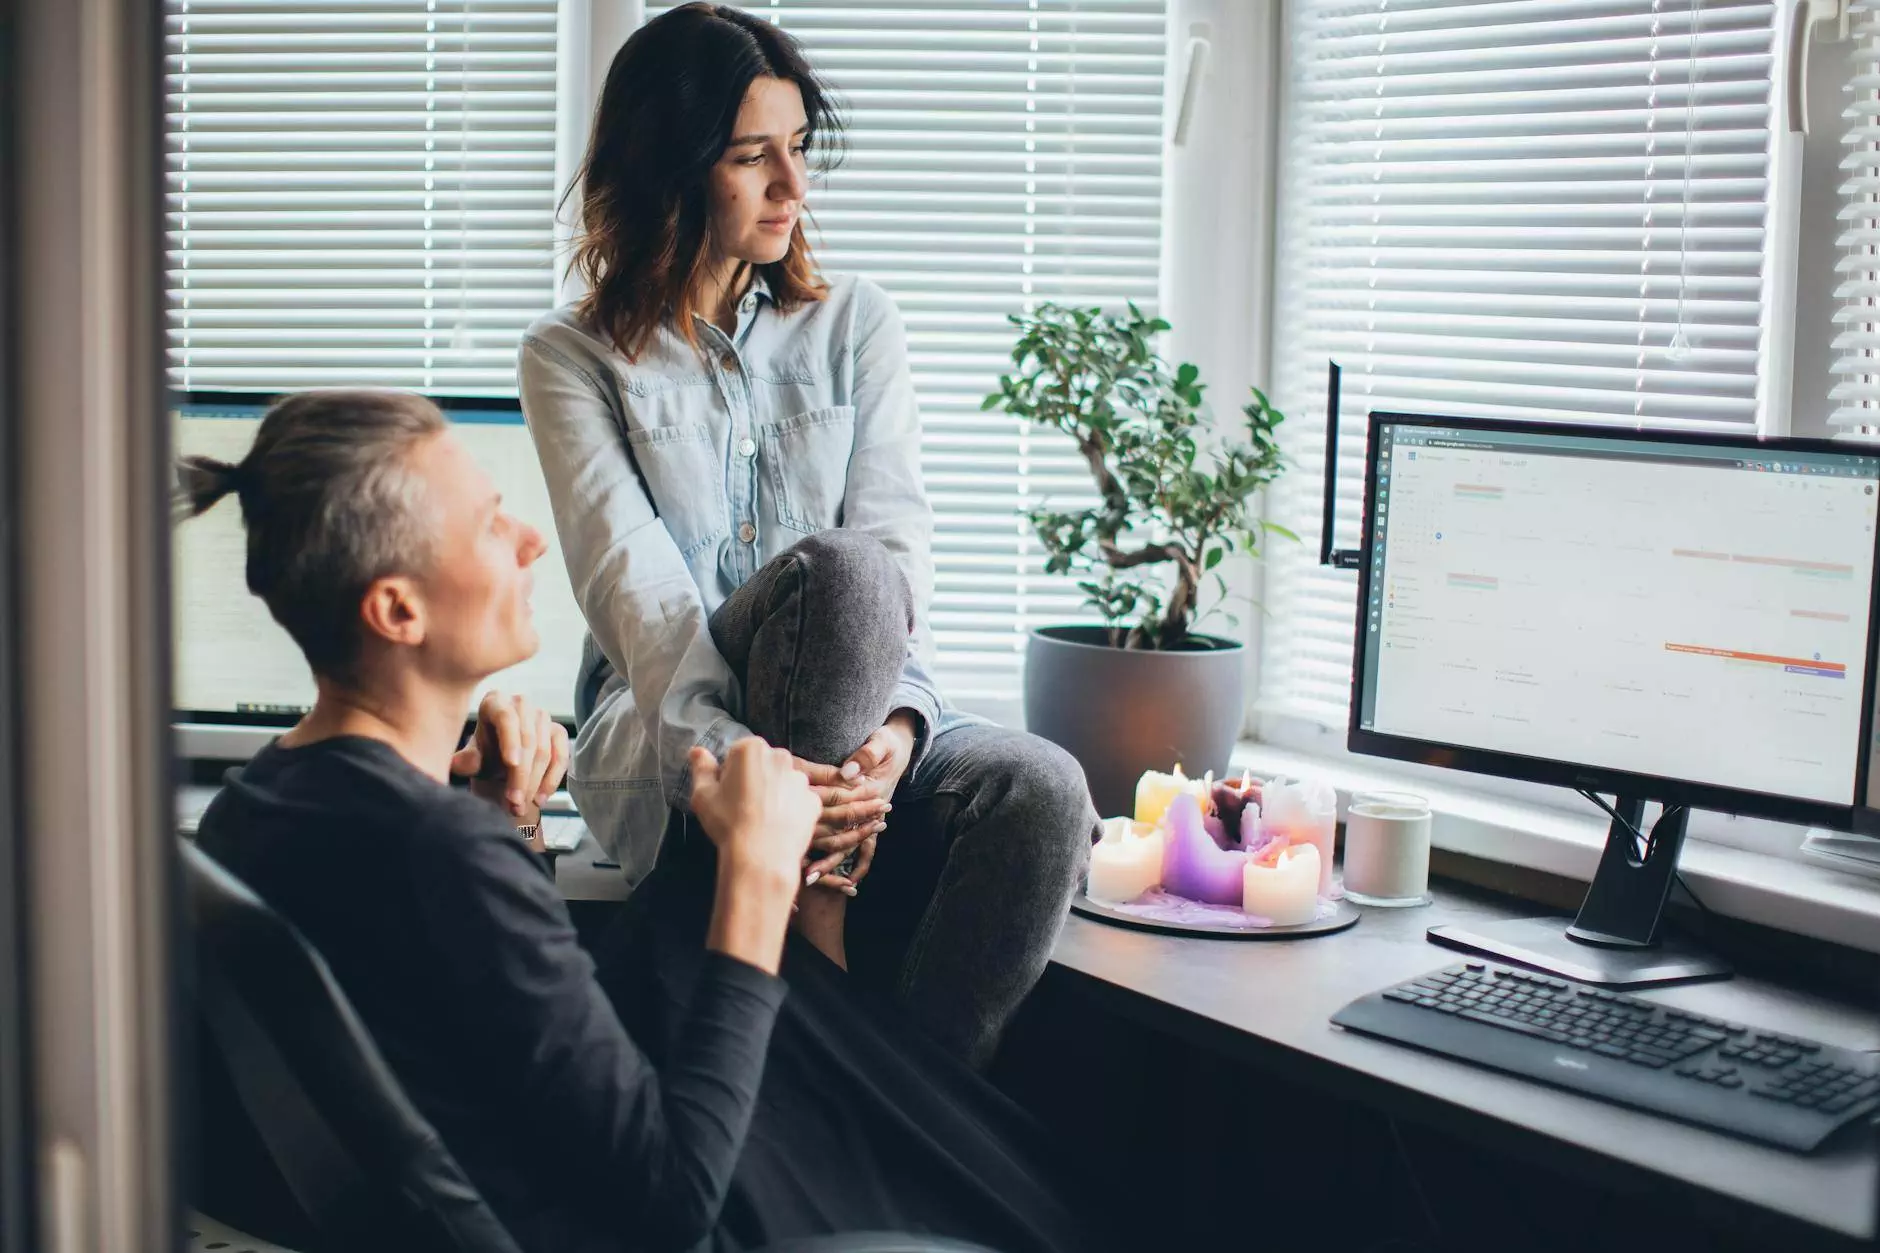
top-left (1156, 0), bottom-right (1280, 726)
top-left (553, 0), bottom-right (641, 300)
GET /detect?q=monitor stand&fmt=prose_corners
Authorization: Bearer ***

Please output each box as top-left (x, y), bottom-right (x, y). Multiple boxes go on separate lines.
top-left (1427, 797), bottom-right (1732, 989)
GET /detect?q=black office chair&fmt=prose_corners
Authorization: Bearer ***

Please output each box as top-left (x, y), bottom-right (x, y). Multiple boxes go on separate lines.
top-left (183, 840), bottom-right (998, 1253)
top-left (184, 839), bottom-right (526, 1252)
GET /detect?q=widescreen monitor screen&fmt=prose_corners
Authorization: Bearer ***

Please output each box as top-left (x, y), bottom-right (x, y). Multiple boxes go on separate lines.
top-left (1351, 415), bottom-right (1880, 821)
top-left (172, 391), bottom-right (587, 725)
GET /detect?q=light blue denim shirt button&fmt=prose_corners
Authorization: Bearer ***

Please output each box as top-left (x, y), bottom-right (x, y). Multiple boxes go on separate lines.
top-left (737, 436), bottom-right (757, 458)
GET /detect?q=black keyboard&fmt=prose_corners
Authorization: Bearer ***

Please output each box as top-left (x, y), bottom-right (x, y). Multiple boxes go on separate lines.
top-left (1332, 961), bottom-right (1880, 1152)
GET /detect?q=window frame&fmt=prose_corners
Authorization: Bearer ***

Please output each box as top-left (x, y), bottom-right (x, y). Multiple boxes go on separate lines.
top-left (1240, 0), bottom-right (1823, 870)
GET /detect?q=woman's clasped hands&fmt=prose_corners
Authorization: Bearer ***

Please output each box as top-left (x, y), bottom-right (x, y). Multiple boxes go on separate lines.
top-left (792, 710), bottom-right (919, 894)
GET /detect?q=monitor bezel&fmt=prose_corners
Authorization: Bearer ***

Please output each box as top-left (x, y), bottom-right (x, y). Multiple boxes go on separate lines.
top-left (170, 387), bottom-right (577, 745)
top-left (1346, 411), bottom-right (1880, 834)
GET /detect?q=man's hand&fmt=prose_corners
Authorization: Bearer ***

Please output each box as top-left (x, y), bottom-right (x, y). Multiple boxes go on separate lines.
top-left (690, 740), bottom-right (819, 885)
top-left (690, 740), bottom-right (819, 975)
top-left (451, 691), bottom-right (570, 825)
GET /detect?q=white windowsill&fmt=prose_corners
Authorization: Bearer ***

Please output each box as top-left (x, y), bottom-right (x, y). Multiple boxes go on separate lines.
top-left (1231, 741), bottom-right (1880, 958)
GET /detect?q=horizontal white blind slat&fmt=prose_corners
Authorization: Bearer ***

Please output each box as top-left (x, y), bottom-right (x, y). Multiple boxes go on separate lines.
top-left (165, 0), bottom-right (560, 394)
top-left (650, 1), bottom-right (1167, 702)
top-left (1258, 0), bottom-right (1777, 729)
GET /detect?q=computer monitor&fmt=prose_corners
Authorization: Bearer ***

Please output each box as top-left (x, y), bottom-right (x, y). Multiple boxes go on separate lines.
top-left (172, 390), bottom-right (589, 759)
top-left (1349, 413), bottom-right (1880, 986)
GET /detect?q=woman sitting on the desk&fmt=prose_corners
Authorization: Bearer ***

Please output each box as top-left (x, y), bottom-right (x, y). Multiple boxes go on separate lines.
top-left (520, 1), bottom-right (1097, 1070)
top-left (184, 390), bottom-right (1100, 1253)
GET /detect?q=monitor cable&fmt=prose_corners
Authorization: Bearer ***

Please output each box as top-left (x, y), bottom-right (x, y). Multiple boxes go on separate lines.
top-left (1577, 788), bottom-right (1716, 939)
top-left (1574, 788), bottom-right (1688, 862)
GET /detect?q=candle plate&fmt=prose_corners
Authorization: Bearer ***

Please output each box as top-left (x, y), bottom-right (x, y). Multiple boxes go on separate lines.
top-left (1072, 892), bottom-right (1361, 939)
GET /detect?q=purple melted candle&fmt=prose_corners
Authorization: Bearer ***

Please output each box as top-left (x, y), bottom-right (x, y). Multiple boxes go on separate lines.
top-left (1159, 793), bottom-right (1248, 906)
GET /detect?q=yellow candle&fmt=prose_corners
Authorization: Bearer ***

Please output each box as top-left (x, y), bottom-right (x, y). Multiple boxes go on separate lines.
top-left (1134, 765), bottom-right (1211, 827)
top-left (1087, 817), bottom-right (1165, 904)
top-left (1241, 842), bottom-right (1321, 926)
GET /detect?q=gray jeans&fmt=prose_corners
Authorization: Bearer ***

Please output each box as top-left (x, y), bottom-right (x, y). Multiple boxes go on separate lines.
top-left (705, 529), bottom-right (1096, 1068)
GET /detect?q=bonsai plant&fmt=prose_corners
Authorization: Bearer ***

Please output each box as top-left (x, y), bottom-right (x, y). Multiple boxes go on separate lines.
top-left (982, 302), bottom-right (1293, 815)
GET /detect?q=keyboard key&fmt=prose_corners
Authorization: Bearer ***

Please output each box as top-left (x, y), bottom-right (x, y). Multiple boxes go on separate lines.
top-left (1459, 1008), bottom-right (1568, 1044)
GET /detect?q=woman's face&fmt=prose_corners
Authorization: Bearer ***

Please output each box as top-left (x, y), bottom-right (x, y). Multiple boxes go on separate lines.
top-left (403, 430), bottom-right (548, 685)
top-left (706, 75), bottom-right (810, 268)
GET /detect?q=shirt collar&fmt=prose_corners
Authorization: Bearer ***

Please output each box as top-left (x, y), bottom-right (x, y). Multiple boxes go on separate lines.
top-left (744, 270), bottom-right (775, 309)
top-left (690, 269), bottom-right (773, 337)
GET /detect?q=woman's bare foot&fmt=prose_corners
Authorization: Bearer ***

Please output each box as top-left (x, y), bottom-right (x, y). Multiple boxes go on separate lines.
top-left (791, 885), bottom-right (848, 969)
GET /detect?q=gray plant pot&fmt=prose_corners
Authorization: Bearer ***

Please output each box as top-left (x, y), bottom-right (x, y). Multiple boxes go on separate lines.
top-left (1023, 625), bottom-right (1247, 820)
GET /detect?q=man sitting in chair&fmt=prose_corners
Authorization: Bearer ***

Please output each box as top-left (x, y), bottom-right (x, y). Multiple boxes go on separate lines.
top-left (183, 390), bottom-right (1102, 1253)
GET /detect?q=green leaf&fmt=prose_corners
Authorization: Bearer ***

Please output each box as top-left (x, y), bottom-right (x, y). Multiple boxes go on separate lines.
top-left (1204, 546), bottom-right (1224, 570)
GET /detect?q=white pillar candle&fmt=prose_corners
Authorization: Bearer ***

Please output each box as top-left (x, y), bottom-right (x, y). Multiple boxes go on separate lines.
top-left (1134, 765), bottom-right (1211, 827)
top-left (1088, 817), bottom-right (1165, 904)
top-left (1242, 843), bottom-right (1321, 926)
top-left (1263, 778), bottom-right (1338, 896)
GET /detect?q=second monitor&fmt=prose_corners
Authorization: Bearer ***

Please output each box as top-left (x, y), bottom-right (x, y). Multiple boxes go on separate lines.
top-left (1349, 414), bottom-right (1880, 985)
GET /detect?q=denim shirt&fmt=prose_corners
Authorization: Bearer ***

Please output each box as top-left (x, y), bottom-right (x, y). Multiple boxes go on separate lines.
top-left (517, 273), bottom-right (949, 884)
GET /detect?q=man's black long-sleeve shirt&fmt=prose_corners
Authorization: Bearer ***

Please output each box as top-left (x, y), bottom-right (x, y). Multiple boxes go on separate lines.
top-left (197, 735), bottom-right (785, 1253)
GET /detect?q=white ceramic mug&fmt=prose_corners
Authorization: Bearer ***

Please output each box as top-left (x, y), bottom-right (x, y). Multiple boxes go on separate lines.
top-left (1342, 796), bottom-right (1432, 907)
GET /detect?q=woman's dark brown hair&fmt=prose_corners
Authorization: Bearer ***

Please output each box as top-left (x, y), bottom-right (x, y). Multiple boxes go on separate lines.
top-left (567, 3), bottom-right (843, 359)
top-left (177, 390), bottom-right (448, 682)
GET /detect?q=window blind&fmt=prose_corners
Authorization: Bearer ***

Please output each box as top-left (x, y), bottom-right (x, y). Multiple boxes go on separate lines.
top-left (1831, 0), bottom-right (1880, 435)
top-left (648, 0), bottom-right (1169, 710)
top-left (1259, 0), bottom-right (1779, 731)
top-left (164, 0), bottom-right (561, 393)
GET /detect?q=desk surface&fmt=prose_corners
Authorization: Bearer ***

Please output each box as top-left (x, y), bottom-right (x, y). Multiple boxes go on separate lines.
top-left (1050, 884), bottom-right (1880, 1245)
